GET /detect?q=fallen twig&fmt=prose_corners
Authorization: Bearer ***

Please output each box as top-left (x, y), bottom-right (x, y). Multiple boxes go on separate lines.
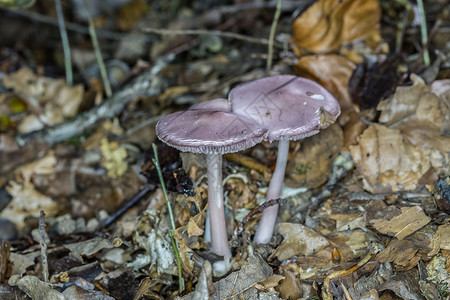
top-left (231, 197), bottom-right (287, 243)
top-left (15, 54), bottom-right (174, 146)
top-left (142, 27), bottom-right (284, 49)
top-left (99, 184), bottom-right (155, 228)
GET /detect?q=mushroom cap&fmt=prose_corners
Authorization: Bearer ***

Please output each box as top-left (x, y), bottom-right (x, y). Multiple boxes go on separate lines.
top-left (229, 75), bottom-right (341, 141)
top-left (189, 98), bottom-right (230, 112)
top-left (156, 110), bottom-right (267, 154)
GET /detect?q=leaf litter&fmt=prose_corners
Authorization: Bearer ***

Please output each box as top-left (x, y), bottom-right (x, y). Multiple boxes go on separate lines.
top-left (0, 0), bottom-right (449, 299)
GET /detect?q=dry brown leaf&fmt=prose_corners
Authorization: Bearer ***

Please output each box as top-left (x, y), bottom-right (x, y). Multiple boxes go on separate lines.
top-left (376, 231), bottom-right (432, 269)
top-left (173, 230), bottom-right (195, 277)
top-left (276, 271), bottom-right (301, 300)
top-left (349, 124), bottom-right (444, 193)
top-left (378, 74), bottom-right (445, 127)
top-left (377, 74), bottom-right (450, 153)
top-left (256, 274), bottom-right (285, 291)
top-left (209, 254), bottom-right (272, 300)
top-left (291, 0), bottom-right (382, 63)
top-left (285, 123), bottom-right (343, 188)
top-left (294, 54), bottom-right (355, 113)
top-left (2, 67), bottom-right (83, 133)
top-left (429, 223), bottom-right (450, 256)
top-left (378, 278), bottom-right (422, 300)
top-left (186, 215), bottom-right (204, 237)
top-left (396, 121), bottom-right (450, 154)
top-left (271, 223), bottom-right (329, 261)
top-left (370, 206), bottom-right (430, 240)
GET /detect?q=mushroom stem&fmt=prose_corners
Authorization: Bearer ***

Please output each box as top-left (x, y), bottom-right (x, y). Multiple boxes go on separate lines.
top-left (254, 138), bottom-right (289, 244)
top-left (206, 153), bottom-right (231, 260)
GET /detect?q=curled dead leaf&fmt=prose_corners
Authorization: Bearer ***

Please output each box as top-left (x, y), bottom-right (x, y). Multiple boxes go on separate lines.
top-left (349, 124), bottom-right (445, 193)
top-left (294, 54), bottom-right (355, 114)
top-left (291, 0), bottom-right (382, 63)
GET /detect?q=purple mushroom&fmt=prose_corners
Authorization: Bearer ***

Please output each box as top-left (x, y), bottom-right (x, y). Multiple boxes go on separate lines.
top-left (156, 109), bottom-right (267, 267)
top-left (228, 75), bottom-right (340, 244)
top-left (189, 98), bottom-right (230, 112)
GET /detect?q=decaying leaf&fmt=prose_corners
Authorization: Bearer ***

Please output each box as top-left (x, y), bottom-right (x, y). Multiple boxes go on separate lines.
top-left (2, 67), bottom-right (83, 133)
top-left (376, 230), bottom-right (432, 269)
top-left (131, 225), bottom-right (178, 276)
top-left (291, 0), bottom-right (382, 63)
top-left (9, 252), bottom-right (40, 277)
top-left (429, 223), bottom-right (450, 256)
top-left (8, 275), bottom-right (65, 300)
top-left (271, 223), bottom-right (329, 261)
top-left (349, 124), bottom-right (445, 193)
top-left (369, 206), bottom-right (431, 240)
top-left (62, 285), bottom-right (115, 300)
top-left (276, 271), bottom-right (301, 300)
top-left (378, 277), bottom-right (422, 300)
top-left (255, 274), bottom-right (285, 292)
top-left (213, 253), bottom-right (272, 299)
top-left (186, 260), bottom-right (214, 299)
top-left (64, 237), bottom-right (114, 262)
top-left (2, 151), bottom-right (61, 232)
top-left (378, 74), bottom-right (445, 128)
top-left (377, 74), bottom-right (450, 152)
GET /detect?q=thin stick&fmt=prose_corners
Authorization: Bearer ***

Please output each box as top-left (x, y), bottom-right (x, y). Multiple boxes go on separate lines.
top-left (38, 210), bottom-right (49, 283)
top-left (142, 27), bottom-right (284, 49)
top-left (99, 184), bottom-right (155, 228)
top-left (416, 0), bottom-right (430, 66)
top-left (231, 197), bottom-right (286, 241)
top-left (54, 0), bottom-right (72, 85)
top-left (3, 8), bottom-right (154, 41)
top-left (266, 0), bottom-right (282, 73)
top-left (15, 54), bottom-right (173, 146)
top-left (83, 0), bottom-right (112, 97)
top-left (152, 143), bottom-right (184, 292)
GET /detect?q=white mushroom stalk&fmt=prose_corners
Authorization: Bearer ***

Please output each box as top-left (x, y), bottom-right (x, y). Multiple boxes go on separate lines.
top-left (206, 153), bottom-right (230, 260)
top-left (253, 138), bottom-right (289, 244)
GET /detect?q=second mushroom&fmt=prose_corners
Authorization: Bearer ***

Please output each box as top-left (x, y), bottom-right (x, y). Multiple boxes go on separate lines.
top-left (228, 75), bottom-right (341, 244)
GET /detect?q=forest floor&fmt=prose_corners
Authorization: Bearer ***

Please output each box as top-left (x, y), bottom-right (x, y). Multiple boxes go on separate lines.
top-left (0, 0), bottom-right (449, 299)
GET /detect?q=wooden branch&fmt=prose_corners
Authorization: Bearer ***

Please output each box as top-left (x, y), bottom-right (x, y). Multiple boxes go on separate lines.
top-left (15, 54), bottom-right (174, 146)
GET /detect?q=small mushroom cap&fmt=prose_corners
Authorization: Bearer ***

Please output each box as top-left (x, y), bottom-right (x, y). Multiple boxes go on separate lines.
top-left (189, 98), bottom-right (230, 112)
top-left (156, 110), bottom-right (267, 154)
top-left (229, 75), bottom-right (341, 141)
